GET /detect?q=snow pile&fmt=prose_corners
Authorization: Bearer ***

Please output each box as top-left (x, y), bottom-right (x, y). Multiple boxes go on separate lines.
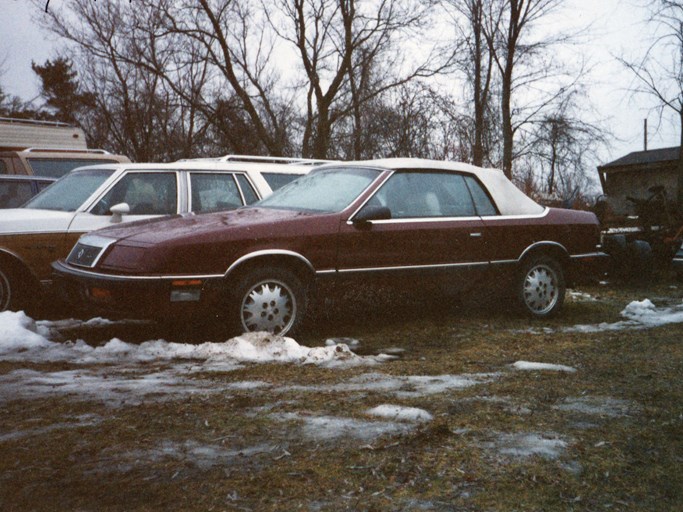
top-left (619, 298), bottom-right (683, 326)
top-left (366, 404), bottom-right (433, 422)
top-left (512, 361), bottom-right (576, 373)
top-left (0, 311), bottom-right (53, 352)
top-left (0, 311), bottom-right (389, 367)
top-left (561, 298), bottom-right (683, 334)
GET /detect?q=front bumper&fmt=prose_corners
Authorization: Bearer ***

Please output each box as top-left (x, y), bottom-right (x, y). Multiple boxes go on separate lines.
top-left (51, 260), bottom-right (225, 319)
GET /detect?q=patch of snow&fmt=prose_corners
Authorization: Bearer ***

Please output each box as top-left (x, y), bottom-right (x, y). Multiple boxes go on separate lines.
top-left (567, 290), bottom-right (598, 302)
top-left (288, 372), bottom-right (498, 397)
top-left (523, 298), bottom-right (683, 334)
top-left (378, 347), bottom-right (407, 356)
top-left (274, 412), bottom-right (412, 442)
top-left (554, 396), bottom-right (639, 418)
top-left (91, 440), bottom-right (278, 474)
top-left (512, 361), bottom-right (577, 373)
top-left (366, 404), bottom-right (433, 422)
top-left (0, 414), bottom-right (102, 442)
top-left (0, 367), bottom-right (219, 406)
top-left (488, 432), bottom-right (569, 460)
top-left (325, 337), bottom-right (360, 348)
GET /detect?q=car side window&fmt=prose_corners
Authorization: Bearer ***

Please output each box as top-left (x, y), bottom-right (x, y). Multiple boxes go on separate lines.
top-left (91, 172), bottom-right (178, 215)
top-left (0, 180), bottom-right (34, 208)
top-left (464, 175), bottom-right (497, 216)
top-left (0, 160), bottom-right (7, 174)
top-left (235, 174), bottom-right (259, 204)
top-left (37, 180), bottom-right (53, 192)
top-left (190, 173), bottom-right (243, 212)
top-left (261, 172), bottom-right (302, 191)
top-left (374, 171), bottom-right (476, 218)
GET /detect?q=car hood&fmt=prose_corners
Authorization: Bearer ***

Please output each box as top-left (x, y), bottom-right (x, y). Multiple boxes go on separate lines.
top-left (95, 207), bottom-right (325, 245)
top-left (0, 208), bottom-right (75, 234)
top-left (92, 207), bottom-right (341, 275)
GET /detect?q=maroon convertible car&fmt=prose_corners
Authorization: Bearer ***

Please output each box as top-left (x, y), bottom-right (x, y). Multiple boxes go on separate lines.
top-left (53, 159), bottom-right (605, 335)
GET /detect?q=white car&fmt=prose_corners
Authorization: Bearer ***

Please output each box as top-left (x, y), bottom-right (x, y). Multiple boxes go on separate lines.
top-left (0, 157), bottom-right (317, 312)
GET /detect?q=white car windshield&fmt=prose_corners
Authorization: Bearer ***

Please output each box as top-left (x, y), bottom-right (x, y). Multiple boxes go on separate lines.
top-left (256, 167), bottom-right (381, 213)
top-left (24, 168), bottom-right (114, 212)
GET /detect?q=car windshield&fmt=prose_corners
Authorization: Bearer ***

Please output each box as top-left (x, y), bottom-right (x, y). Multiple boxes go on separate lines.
top-left (24, 168), bottom-right (114, 212)
top-left (256, 167), bottom-right (381, 213)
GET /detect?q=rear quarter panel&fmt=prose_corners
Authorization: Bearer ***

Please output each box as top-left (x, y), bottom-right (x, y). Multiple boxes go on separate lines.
top-left (482, 208), bottom-right (601, 262)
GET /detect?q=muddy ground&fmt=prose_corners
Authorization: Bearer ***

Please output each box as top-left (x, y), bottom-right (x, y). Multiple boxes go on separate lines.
top-left (1, 281), bottom-right (682, 511)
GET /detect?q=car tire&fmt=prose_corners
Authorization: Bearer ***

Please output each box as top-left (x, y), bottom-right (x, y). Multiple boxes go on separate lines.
top-left (516, 255), bottom-right (565, 317)
top-left (231, 266), bottom-right (308, 336)
top-left (0, 265), bottom-right (26, 313)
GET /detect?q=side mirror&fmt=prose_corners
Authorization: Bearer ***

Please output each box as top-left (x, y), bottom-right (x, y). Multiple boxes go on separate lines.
top-left (110, 202), bottom-right (130, 223)
top-left (353, 205), bottom-right (391, 224)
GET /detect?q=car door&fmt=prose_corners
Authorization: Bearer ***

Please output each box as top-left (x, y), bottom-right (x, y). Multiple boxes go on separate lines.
top-left (66, 171), bottom-right (180, 245)
top-left (336, 170), bottom-right (492, 287)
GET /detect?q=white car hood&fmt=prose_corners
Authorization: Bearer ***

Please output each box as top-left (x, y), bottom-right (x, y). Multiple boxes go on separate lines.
top-left (0, 208), bottom-right (76, 234)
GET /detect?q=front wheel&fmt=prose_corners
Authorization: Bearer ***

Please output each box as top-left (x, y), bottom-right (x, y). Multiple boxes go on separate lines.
top-left (231, 267), bottom-right (308, 336)
top-left (516, 256), bottom-right (565, 317)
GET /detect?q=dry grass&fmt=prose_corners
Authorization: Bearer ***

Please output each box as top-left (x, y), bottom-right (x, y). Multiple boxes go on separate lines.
top-left (1, 280), bottom-right (682, 511)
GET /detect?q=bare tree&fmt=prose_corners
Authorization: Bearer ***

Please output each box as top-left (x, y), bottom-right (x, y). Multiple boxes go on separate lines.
top-left (269, 0), bottom-right (448, 158)
top-left (336, 82), bottom-right (445, 158)
top-left (443, 0), bottom-right (497, 166)
top-left (482, 0), bottom-right (568, 178)
top-left (527, 88), bottom-right (608, 202)
top-left (33, 0), bottom-right (212, 160)
top-left (620, 0), bottom-right (683, 203)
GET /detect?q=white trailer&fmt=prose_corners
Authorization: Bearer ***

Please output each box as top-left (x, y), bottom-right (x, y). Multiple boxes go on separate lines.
top-left (0, 117), bottom-right (87, 151)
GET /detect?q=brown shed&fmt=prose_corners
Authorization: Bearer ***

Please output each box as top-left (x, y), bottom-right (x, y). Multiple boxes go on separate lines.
top-left (598, 146), bottom-right (681, 217)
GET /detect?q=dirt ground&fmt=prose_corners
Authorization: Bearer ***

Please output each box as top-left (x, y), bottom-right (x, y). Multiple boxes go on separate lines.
top-left (1, 280), bottom-right (682, 511)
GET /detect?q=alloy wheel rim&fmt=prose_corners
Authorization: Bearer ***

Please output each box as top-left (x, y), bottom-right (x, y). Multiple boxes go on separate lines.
top-left (523, 264), bottom-right (558, 315)
top-left (240, 279), bottom-right (296, 335)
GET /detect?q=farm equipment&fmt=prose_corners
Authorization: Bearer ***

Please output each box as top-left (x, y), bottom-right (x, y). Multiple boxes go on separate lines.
top-left (595, 146), bottom-right (683, 279)
top-left (596, 187), bottom-right (681, 278)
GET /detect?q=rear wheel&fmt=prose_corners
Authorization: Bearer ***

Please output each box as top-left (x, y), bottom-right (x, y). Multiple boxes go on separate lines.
top-left (231, 267), bottom-right (308, 336)
top-left (517, 256), bottom-right (565, 317)
top-left (0, 267), bottom-right (11, 311)
top-left (0, 265), bottom-right (29, 313)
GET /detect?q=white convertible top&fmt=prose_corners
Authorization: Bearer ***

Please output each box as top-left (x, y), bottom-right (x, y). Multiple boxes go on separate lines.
top-left (337, 158), bottom-right (545, 216)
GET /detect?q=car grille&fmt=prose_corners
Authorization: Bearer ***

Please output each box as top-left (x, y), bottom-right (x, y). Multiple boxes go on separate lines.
top-left (67, 243), bottom-right (103, 267)
top-left (65, 235), bottom-right (116, 268)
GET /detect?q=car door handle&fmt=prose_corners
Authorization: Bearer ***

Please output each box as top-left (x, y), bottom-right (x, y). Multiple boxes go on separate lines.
top-left (469, 232), bottom-right (482, 238)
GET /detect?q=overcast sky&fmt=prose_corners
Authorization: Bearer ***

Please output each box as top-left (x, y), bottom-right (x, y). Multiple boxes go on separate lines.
top-left (1, 0), bottom-right (679, 171)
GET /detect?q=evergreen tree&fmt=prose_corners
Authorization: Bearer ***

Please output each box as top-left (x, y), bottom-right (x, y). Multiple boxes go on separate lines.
top-left (31, 57), bottom-right (94, 124)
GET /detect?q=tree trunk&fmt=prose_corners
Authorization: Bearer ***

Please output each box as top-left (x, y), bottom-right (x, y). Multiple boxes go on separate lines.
top-left (677, 109), bottom-right (683, 212)
top-left (501, 65), bottom-right (514, 179)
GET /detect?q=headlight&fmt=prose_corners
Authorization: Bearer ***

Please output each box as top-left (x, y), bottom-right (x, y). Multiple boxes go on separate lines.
top-left (99, 244), bottom-right (148, 271)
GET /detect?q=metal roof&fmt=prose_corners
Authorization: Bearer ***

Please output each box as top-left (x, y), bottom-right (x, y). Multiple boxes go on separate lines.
top-left (599, 146), bottom-right (680, 169)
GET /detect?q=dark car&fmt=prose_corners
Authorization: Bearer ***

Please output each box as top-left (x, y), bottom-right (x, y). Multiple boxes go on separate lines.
top-left (53, 159), bottom-right (605, 335)
top-left (0, 175), bottom-right (55, 208)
